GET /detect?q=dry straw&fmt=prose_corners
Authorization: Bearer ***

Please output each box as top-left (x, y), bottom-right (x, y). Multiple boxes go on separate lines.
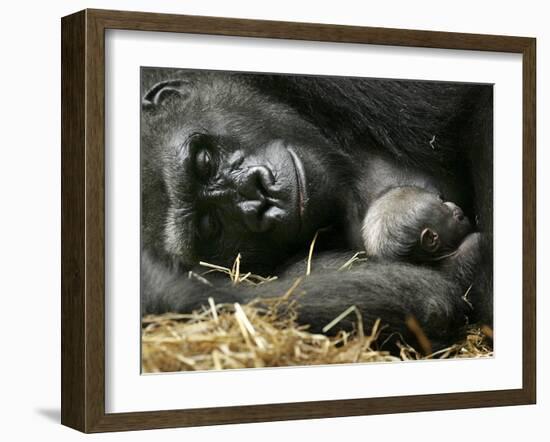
top-left (142, 245), bottom-right (493, 373)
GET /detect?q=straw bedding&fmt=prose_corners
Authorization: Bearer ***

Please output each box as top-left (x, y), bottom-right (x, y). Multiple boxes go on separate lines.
top-left (142, 255), bottom-right (493, 373)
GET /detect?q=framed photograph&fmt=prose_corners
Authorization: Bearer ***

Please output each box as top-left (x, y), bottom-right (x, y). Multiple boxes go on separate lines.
top-left (61, 9), bottom-right (536, 433)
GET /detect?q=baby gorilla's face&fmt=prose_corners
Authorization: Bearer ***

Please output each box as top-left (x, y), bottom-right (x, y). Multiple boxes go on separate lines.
top-left (361, 186), bottom-right (473, 262)
top-left (418, 194), bottom-right (472, 256)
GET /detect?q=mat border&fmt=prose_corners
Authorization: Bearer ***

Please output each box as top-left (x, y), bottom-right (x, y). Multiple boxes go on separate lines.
top-left (61, 9), bottom-right (536, 433)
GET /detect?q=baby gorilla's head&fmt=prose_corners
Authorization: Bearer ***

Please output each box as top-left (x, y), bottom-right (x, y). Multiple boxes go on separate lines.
top-left (362, 186), bottom-right (472, 262)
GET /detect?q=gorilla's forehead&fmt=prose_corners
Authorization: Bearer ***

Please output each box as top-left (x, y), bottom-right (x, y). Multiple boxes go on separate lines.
top-left (143, 71), bottom-right (328, 153)
top-left (176, 74), bottom-right (314, 139)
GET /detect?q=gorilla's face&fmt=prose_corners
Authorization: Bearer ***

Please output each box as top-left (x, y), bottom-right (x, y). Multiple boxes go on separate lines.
top-left (142, 74), bottom-right (346, 271)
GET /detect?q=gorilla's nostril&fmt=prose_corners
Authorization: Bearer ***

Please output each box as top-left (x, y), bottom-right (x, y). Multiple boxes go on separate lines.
top-left (237, 196), bottom-right (285, 233)
top-left (237, 166), bottom-right (275, 201)
top-left (256, 168), bottom-right (275, 196)
top-left (235, 165), bottom-right (283, 233)
top-left (238, 199), bottom-right (269, 233)
top-left (263, 206), bottom-right (285, 224)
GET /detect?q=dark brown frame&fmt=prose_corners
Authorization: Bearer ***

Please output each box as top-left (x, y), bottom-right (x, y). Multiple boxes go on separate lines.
top-left (61, 8), bottom-right (536, 433)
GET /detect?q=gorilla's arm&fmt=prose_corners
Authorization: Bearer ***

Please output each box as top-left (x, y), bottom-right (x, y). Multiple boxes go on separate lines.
top-left (142, 251), bottom-right (471, 351)
top-left (440, 232), bottom-right (484, 283)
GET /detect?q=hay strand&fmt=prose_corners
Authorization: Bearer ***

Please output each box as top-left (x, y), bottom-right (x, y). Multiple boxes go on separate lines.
top-left (143, 253), bottom-right (492, 373)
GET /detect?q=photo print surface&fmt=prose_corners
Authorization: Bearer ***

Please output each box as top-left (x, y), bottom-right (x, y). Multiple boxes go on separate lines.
top-left (140, 68), bottom-right (493, 373)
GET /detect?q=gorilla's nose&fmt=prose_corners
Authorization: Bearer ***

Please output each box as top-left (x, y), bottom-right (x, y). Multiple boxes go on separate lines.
top-left (236, 166), bottom-right (282, 232)
top-left (237, 200), bottom-right (282, 232)
top-left (237, 166), bottom-right (273, 200)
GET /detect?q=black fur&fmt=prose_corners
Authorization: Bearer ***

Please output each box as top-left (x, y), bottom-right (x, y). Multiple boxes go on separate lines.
top-left (140, 68), bottom-right (493, 352)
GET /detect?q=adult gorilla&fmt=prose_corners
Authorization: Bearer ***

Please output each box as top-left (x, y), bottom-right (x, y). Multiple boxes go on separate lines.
top-left (141, 68), bottom-right (493, 351)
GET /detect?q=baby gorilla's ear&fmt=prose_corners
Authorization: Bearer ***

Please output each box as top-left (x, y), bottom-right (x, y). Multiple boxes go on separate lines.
top-left (420, 228), bottom-right (440, 253)
top-left (142, 79), bottom-right (192, 111)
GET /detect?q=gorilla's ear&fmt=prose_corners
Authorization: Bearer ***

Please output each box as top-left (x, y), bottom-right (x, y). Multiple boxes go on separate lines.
top-left (420, 228), bottom-right (440, 253)
top-left (142, 79), bottom-right (191, 110)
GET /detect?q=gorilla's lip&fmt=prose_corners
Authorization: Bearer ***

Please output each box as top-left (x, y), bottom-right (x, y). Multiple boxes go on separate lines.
top-left (286, 147), bottom-right (307, 221)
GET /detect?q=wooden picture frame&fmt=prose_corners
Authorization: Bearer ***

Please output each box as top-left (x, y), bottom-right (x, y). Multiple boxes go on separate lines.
top-left (61, 8), bottom-right (536, 433)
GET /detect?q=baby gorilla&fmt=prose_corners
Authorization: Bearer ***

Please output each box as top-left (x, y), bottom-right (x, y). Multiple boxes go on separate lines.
top-left (362, 186), bottom-right (481, 281)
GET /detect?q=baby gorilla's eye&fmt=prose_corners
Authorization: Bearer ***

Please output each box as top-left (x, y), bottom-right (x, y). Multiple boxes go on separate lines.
top-left (454, 210), bottom-right (465, 221)
top-left (197, 213), bottom-right (220, 240)
top-left (443, 201), bottom-right (466, 222)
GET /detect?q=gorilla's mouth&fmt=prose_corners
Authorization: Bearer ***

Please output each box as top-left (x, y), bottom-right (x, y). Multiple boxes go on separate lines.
top-left (286, 147), bottom-right (307, 222)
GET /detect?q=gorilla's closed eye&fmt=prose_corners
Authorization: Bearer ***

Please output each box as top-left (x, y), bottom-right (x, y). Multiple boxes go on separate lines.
top-left (195, 148), bottom-right (213, 180)
top-left (197, 212), bottom-right (221, 240)
top-left (190, 134), bottom-right (216, 181)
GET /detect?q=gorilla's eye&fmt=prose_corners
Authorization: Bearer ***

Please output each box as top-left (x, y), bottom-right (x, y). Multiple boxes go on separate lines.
top-left (190, 134), bottom-right (216, 181)
top-left (197, 213), bottom-right (220, 240)
top-left (195, 148), bottom-right (213, 180)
